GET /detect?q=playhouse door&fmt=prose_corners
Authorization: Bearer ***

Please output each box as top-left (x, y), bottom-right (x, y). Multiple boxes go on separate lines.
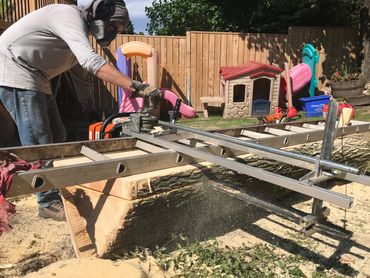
top-left (252, 78), bottom-right (271, 116)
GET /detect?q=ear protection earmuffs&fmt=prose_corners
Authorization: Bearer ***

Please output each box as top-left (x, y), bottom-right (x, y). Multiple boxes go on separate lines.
top-left (84, 0), bottom-right (116, 22)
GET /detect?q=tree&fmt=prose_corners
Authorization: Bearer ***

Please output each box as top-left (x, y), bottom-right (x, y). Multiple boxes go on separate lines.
top-left (122, 20), bottom-right (134, 34)
top-left (145, 0), bottom-right (362, 35)
top-left (145, 0), bottom-right (225, 35)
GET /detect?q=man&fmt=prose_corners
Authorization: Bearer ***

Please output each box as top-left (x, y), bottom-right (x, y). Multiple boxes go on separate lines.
top-left (0, 0), bottom-right (160, 221)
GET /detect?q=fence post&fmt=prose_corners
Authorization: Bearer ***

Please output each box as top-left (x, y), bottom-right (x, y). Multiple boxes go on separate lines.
top-left (186, 31), bottom-right (191, 105)
top-left (29, 0), bottom-right (37, 12)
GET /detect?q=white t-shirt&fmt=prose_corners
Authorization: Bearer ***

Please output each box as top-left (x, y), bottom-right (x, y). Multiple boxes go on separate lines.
top-left (0, 4), bottom-right (107, 94)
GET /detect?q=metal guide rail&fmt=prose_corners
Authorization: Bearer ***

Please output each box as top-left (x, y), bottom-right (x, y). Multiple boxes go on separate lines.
top-left (3, 107), bottom-right (370, 236)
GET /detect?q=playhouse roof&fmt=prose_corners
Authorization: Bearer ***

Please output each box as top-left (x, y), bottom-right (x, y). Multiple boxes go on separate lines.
top-left (220, 61), bottom-right (282, 80)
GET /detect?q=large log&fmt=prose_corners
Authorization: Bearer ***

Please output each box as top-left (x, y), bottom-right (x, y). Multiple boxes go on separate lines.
top-left (57, 134), bottom-right (370, 258)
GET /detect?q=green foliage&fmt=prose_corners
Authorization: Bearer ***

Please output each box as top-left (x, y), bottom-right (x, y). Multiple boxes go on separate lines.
top-left (153, 241), bottom-right (307, 277)
top-left (330, 65), bottom-right (361, 82)
top-left (122, 20), bottom-right (135, 34)
top-left (0, 0), bottom-right (12, 18)
top-left (145, 0), bottom-right (363, 35)
top-left (145, 0), bottom-right (225, 35)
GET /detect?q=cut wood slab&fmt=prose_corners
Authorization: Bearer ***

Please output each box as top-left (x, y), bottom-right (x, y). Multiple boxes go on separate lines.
top-left (57, 135), bottom-right (369, 258)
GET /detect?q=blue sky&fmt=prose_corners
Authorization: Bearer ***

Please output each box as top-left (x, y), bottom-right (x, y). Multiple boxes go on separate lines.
top-left (125, 0), bottom-right (152, 33)
top-left (77, 0), bottom-right (152, 33)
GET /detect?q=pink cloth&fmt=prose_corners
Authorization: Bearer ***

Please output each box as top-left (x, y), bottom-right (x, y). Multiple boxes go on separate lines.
top-left (0, 156), bottom-right (43, 236)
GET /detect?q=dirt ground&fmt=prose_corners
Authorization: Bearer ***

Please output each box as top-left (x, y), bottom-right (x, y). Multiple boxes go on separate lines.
top-left (1, 134), bottom-right (370, 277)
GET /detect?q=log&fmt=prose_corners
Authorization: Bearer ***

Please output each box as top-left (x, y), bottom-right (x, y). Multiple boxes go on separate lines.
top-left (55, 134), bottom-right (369, 258)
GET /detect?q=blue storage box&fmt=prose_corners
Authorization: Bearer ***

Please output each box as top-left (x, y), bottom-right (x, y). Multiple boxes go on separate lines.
top-left (299, 95), bottom-right (330, 117)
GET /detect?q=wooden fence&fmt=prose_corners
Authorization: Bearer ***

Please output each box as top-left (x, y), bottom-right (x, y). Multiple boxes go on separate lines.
top-left (0, 0), bottom-right (74, 23)
top-left (99, 28), bottom-right (359, 112)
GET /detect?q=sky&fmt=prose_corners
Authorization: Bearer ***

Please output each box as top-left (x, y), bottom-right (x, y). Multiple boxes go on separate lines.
top-left (77, 0), bottom-right (152, 34)
top-left (125, 0), bottom-right (152, 34)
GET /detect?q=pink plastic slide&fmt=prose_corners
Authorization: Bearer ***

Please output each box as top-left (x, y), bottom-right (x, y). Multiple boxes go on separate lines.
top-left (288, 63), bottom-right (312, 94)
top-left (119, 88), bottom-right (196, 118)
top-left (119, 89), bottom-right (144, 113)
top-left (161, 89), bottom-right (197, 118)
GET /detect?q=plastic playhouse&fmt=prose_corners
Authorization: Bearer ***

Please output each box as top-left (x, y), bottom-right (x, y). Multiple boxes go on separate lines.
top-left (219, 61), bottom-right (283, 119)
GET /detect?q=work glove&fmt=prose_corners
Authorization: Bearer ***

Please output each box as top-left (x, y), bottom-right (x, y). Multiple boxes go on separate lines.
top-left (130, 80), bottom-right (163, 108)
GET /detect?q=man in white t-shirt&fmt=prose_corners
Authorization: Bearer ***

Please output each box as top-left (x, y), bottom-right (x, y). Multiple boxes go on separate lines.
top-left (0, 0), bottom-right (160, 221)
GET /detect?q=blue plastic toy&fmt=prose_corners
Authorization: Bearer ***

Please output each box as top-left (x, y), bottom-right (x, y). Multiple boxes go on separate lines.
top-left (302, 44), bottom-right (319, 97)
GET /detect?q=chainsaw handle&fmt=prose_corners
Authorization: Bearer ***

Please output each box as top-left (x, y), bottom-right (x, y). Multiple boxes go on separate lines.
top-left (99, 112), bottom-right (128, 139)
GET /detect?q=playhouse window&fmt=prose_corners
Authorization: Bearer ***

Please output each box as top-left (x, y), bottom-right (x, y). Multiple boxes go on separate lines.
top-left (233, 84), bottom-right (246, 103)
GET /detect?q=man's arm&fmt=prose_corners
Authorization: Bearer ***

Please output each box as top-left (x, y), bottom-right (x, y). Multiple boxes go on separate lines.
top-left (95, 63), bottom-right (162, 107)
top-left (95, 63), bottom-right (132, 90)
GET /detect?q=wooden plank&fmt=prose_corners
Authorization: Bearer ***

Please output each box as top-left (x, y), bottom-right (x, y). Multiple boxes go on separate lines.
top-left (249, 33), bottom-right (256, 62)
top-left (240, 129), bottom-right (275, 139)
top-left (61, 188), bottom-right (96, 258)
top-left (167, 37), bottom-right (173, 88)
top-left (196, 33), bottom-right (203, 110)
top-left (62, 185), bottom-right (136, 257)
top-left (202, 32), bottom-right (209, 97)
top-left (190, 32), bottom-right (197, 107)
top-left (284, 125), bottom-right (313, 133)
top-left (208, 33), bottom-right (215, 97)
top-left (179, 37), bottom-right (187, 98)
top-left (0, 137), bottom-right (137, 161)
top-left (173, 37), bottom-right (179, 94)
top-left (232, 34), bottom-right (239, 65)
top-left (264, 127), bottom-right (292, 136)
top-left (214, 33), bottom-right (221, 98)
top-left (302, 123), bottom-right (325, 130)
top-left (80, 145), bottom-right (109, 161)
top-left (135, 140), bottom-right (167, 153)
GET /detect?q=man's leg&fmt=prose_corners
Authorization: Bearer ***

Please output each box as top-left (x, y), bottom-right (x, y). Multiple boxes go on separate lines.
top-left (0, 87), bottom-right (66, 221)
top-left (47, 94), bottom-right (66, 143)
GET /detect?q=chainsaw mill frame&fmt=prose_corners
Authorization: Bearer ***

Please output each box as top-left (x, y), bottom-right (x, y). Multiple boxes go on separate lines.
top-left (3, 102), bottom-right (370, 237)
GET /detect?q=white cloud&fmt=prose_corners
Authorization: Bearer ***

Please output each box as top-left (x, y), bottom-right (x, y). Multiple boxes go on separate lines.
top-left (125, 0), bottom-right (152, 18)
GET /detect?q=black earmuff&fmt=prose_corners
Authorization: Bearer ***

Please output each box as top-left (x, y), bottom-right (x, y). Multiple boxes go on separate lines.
top-left (85, 0), bottom-right (116, 22)
top-left (94, 0), bottom-right (116, 21)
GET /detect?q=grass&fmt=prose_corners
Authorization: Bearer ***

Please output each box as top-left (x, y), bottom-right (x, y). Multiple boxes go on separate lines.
top-left (177, 115), bottom-right (259, 130)
top-left (174, 106), bottom-right (370, 131)
top-left (177, 113), bottom-right (323, 130)
top-left (353, 107), bottom-right (370, 122)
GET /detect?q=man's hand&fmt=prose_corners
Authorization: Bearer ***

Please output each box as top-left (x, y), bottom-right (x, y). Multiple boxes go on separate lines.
top-left (131, 80), bottom-right (159, 97)
top-left (131, 81), bottom-right (163, 108)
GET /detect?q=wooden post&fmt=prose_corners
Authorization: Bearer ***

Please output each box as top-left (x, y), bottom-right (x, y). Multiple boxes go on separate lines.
top-left (186, 31), bottom-right (191, 105)
top-left (29, 0), bottom-right (37, 12)
top-left (284, 63), bottom-right (293, 109)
